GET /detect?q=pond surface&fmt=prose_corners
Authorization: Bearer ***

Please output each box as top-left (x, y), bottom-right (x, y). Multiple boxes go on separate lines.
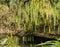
top-left (0, 34), bottom-right (56, 47)
top-left (19, 35), bottom-right (55, 47)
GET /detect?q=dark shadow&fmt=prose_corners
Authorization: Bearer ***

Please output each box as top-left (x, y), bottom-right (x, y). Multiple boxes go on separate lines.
top-left (34, 36), bottom-right (56, 44)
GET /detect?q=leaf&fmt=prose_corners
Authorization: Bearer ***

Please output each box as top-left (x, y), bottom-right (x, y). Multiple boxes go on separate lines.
top-left (0, 38), bottom-right (7, 45)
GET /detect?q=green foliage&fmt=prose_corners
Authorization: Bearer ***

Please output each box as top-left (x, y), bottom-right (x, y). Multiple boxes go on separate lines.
top-left (0, 0), bottom-right (60, 34)
top-left (0, 0), bottom-right (60, 47)
top-left (35, 40), bottom-right (60, 47)
top-left (0, 35), bottom-right (20, 47)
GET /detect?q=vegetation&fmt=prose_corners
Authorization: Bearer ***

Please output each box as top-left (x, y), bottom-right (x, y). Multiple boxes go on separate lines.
top-left (0, 0), bottom-right (60, 47)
